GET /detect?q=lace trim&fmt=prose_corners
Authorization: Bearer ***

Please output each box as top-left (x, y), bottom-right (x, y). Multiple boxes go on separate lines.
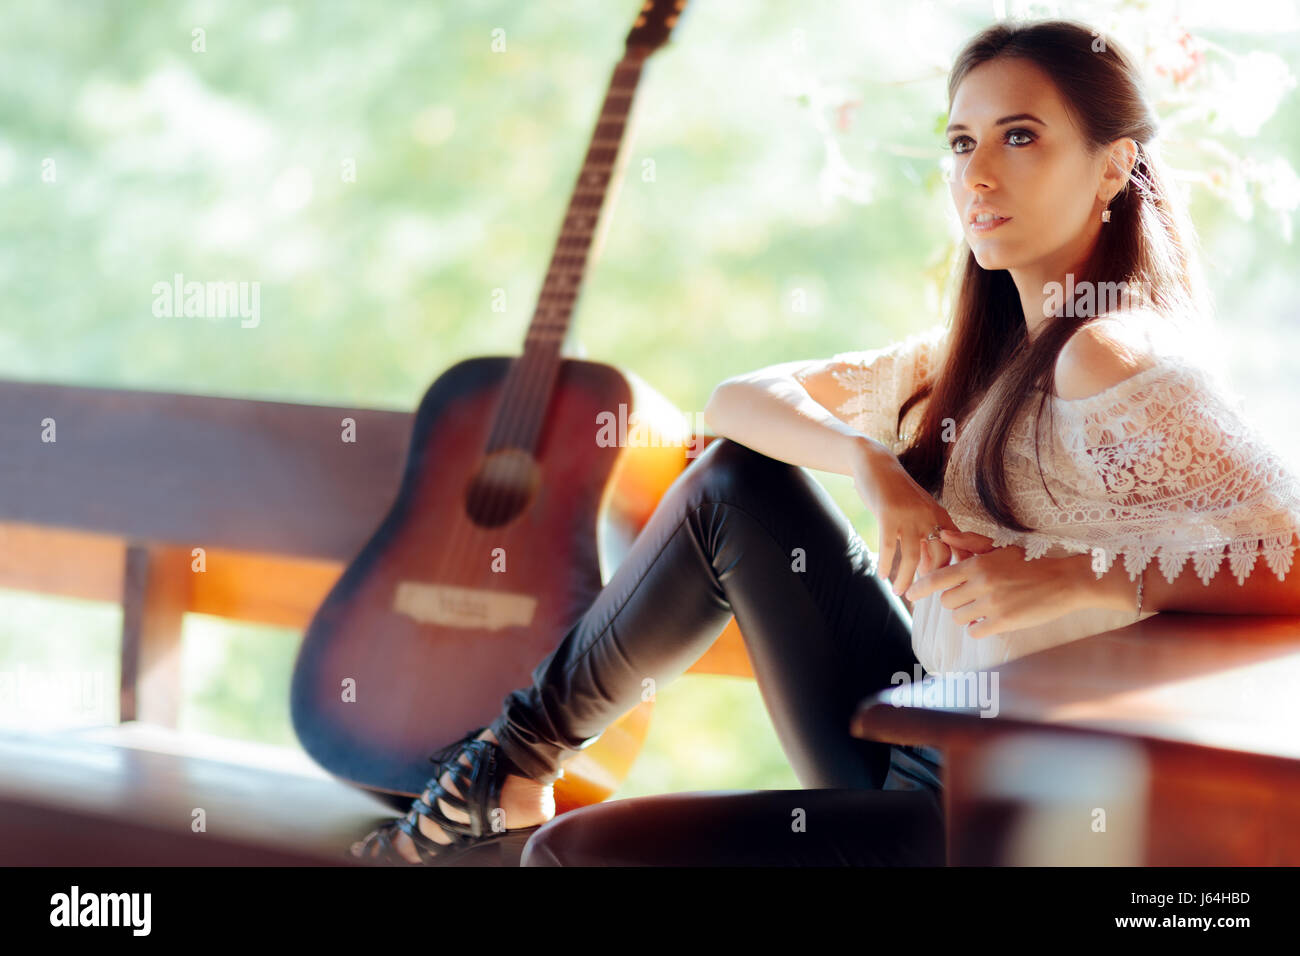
top-left (943, 355), bottom-right (1300, 586)
top-left (828, 323), bottom-right (947, 451)
top-left (948, 511), bottom-right (1299, 586)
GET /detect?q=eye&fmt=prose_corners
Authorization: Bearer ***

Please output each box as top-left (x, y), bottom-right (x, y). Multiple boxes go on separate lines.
top-left (947, 128), bottom-right (1037, 153)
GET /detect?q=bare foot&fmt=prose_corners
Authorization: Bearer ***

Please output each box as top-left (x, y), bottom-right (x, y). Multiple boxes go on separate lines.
top-left (351, 727), bottom-right (555, 864)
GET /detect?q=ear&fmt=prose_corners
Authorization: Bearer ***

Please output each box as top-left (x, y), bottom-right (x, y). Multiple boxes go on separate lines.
top-left (1098, 137), bottom-right (1139, 204)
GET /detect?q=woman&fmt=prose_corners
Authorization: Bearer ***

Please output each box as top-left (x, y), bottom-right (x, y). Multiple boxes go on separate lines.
top-left (351, 18), bottom-right (1300, 866)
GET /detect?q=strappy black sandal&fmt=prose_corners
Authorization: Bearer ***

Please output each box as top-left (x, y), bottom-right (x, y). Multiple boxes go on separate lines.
top-left (349, 727), bottom-right (557, 867)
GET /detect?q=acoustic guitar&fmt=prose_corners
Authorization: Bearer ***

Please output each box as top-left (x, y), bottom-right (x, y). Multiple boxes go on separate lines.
top-left (291, 0), bottom-right (695, 814)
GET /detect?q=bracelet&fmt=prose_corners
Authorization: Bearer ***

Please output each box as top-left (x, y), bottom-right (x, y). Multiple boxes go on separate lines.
top-left (1135, 566), bottom-right (1145, 620)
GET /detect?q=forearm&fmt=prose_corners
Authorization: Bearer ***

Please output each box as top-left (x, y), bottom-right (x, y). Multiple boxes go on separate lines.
top-left (1068, 547), bottom-right (1300, 616)
top-left (702, 378), bottom-right (888, 477)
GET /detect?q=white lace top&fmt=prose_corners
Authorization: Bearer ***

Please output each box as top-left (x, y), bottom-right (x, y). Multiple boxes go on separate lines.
top-left (828, 319), bottom-right (1300, 675)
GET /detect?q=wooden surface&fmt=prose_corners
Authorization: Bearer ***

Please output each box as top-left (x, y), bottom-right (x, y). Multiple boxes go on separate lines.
top-left (0, 378), bottom-right (754, 682)
top-left (0, 722), bottom-right (395, 865)
top-left (120, 545), bottom-right (189, 725)
top-left (0, 377), bottom-right (758, 865)
top-left (0, 378), bottom-right (412, 560)
top-left (853, 611), bottom-right (1300, 758)
top-left (852, 612), bottom-right (1300, 864)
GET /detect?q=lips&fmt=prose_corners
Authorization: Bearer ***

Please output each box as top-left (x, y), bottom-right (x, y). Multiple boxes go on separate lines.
top-left (969, 209), bottom-right (1012, 235)
top-left (968, 207), bottom-right (1011, 225)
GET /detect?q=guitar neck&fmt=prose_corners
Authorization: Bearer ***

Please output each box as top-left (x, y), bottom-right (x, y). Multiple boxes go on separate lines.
top-left (490, 0), bottom-right (690, 456)
top-left (523, 54), bottom-right (646, 358)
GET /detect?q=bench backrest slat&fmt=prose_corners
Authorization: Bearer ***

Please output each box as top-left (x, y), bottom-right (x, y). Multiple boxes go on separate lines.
top-left (0, 379), bottom-right (412, 559)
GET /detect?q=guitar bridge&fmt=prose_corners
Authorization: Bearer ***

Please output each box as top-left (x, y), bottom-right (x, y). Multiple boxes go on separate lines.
top-left (393, 581), bottom-right (538, 630)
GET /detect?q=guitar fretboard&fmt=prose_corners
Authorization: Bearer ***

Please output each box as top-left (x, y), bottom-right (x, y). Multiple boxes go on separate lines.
top-left (525, 57), bottom-right (645, 354)
top-left (488, 0), bottom-right (689, 456)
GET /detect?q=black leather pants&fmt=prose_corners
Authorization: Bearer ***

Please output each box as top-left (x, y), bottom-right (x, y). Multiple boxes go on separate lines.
top-left (487, 437), bottom-right (945, 866)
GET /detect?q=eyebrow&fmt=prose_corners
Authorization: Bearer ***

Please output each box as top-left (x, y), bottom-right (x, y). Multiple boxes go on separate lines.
top-left (945, 113), bottom-right (1047, 135)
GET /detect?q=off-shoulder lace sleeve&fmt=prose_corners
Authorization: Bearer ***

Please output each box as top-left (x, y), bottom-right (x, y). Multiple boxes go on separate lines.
top-left (980, 356), bottom-right (1300, 585)
top-left (825, 323), bottom-right (948, 453)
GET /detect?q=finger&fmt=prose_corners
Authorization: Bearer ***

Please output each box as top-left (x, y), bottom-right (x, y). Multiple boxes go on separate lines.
top-left (922, 538), bottom-right (945, 575)
top-left (939, 530), bottom-right (985, 546)
top-left (951, 595), bottom-right (996, 636)
top-left (904, 560), bottom-right (963, 602)
top-left (877, 525), bottom-right (897, 583)
top-left (953, 547), bottom-right (972, 562)
top-left (965, 606), bottom-right (1000, 639)
top-left (892, 534), bottom-right (922, 596)
top-left (968, 608), bottom-right (1011, 639)
top-left (940, 529), bottom-right (995, 552)
top-left (916, 544), bottom-right (932, 579)
top-left (925, 537), bottom-right (950, 576)
top-left (937, 578), bottom-right (978, 611)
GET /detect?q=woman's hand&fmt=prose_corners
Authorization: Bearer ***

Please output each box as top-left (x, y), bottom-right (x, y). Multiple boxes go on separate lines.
top-left (850, 444), bottom-right (960, 597)
top-left (903, 539), bottom-right (1086, 638)
top-left (915, 528), bottom-right (999, 576)
top-left (937, 528), bottom-right (996, 562)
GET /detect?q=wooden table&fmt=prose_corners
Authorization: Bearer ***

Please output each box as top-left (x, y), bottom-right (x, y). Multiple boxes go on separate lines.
top-left (852, 612), bottom-right (1300, 865)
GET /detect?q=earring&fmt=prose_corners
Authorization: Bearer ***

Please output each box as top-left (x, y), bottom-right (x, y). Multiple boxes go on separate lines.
top-left (1101, 207), bottom-right (1112, 223)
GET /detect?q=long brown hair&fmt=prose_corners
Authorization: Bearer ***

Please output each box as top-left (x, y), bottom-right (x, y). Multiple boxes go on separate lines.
top-left (895, 18), bottom-right (1212, 532)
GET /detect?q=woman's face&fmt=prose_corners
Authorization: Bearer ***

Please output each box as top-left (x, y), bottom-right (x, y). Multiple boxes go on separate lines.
top-left (945, 57), bottom-right (1110, 275)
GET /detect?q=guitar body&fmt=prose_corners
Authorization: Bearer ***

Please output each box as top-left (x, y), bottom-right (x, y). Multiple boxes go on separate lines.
top-left (291, 355), bottom-right (691, 812)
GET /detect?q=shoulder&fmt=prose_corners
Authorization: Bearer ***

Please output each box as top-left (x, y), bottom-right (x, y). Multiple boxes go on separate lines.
top-left (1052, 314), bottom-right (1159, 401)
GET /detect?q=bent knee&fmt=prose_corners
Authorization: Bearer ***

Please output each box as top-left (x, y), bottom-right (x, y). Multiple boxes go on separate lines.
top-left (519, 812), bottom-right (601, 867)
top-left (686, 437), bottom-right (801, 501)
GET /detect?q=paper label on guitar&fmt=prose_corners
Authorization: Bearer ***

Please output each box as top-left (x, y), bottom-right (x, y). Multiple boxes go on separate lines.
top-left (393, 581), bottom-right (537, 630)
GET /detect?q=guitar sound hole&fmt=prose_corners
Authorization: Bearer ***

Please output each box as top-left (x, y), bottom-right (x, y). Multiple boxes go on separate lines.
top-left (464, 449), bottom-right (541, 528)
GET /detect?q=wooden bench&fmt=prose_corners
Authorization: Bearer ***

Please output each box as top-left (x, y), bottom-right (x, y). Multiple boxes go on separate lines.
top-left (0, 722), bottom-right (389, 865)
top-left (0, 378), bottom-right (753, 864)
top-left (853, 610), bottom-right (1300, 865)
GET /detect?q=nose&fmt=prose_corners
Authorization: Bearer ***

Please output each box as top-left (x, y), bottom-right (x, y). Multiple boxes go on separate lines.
top-left (959, 142), bottom-right (997, 194)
